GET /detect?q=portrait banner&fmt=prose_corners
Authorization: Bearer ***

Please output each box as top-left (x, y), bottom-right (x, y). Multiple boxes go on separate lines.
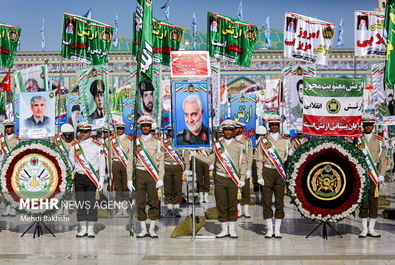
top-left (283, 65), bottom-right (316, 130)
top-left (172, 81), bottom-right (210, 148)
top-left (384, 0), bottom-right (395, 89)
top-left (170, 50), bottom-right (211, 78)
top-left (161, 79), bottom-right (171, 128)
top-left (354, 11), bottom-right (385, 57)
top-left (303, 77), bottom-right (363, 136)
top-left (207, 12), bottom-right (258, 67)
top-left (61, 13), bottom-right (114, 65)
top-left (152, 18), bottom-right (184, 66)
top-left (122, 98), bottom-right (134, 135)
top-left (284, 12), bottom-right (336, 65)
top-left (211, 63), bottom-right (221, 127)
top-left (263, 79), bottom-right (281, 114)
top-left (78, 65), bottom-right (110, 127)
top-left (135, 67), bottom-right (161, 126)
top-left (19, 92), bottom-right (56, 139)
top-left (0, 22), bottom-right (21, 68)
top-left (14, 65), bottom-right (49, 94)
top-left (230, 94), bottom-right (257, 148)
top-left (66, 95), bottom-right (84, 134)
top-left (371, 63), bottom-right (392, 123)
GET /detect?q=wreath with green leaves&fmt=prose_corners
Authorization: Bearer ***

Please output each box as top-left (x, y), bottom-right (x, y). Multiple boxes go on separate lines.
top-left (0, 140), bottom-right (73, 216)
top-left (286, 136), bottom-right (370, 223)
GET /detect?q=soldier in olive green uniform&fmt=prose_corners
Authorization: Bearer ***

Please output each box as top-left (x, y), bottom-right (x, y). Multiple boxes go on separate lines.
top-left (127, 116), bottom-right (164, 238)
top-left (234, 121), bottom-right (253, 218)
top-left (359, 116), bottom-right (388, 238)
top-left (196, 120), bottom-right (248, 238)
top-left (1, 120), bottom-right (20, 217)
top-left (112, 122), bottom-right (131, 216)
top-left (256, 115), bottom-right (290, 239)
top-left (163, 126), bottom-right (190, 217)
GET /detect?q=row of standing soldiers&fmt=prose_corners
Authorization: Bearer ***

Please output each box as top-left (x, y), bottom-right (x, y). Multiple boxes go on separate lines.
top-left (0, 114), bottom-right (387, 239)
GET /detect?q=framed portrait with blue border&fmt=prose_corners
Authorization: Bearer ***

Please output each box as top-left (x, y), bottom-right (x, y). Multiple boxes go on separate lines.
top-left (172, 81), bottom-right (210, 148)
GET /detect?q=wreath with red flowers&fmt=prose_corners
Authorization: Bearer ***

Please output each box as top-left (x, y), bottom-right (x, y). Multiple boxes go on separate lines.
top-left (286, 136), bottom-right (369, 223)
top-left (0, 140), bottom-right (72, 216)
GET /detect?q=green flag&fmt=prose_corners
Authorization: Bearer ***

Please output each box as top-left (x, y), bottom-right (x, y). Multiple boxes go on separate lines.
top-left (61, 13), bottom-right (114, 65)
top-left (152, 18), bottom-right (183, 66)
top-left (207, 12), bottom-right (257, 67)
top-left (385, 0), bottom-right (395, 89)
top-left (134, 0), bottom-right (154, 83)
top-left (0, 22), bottom-right (21, 68)
top-left (78, 65), bottom-right (110, 125)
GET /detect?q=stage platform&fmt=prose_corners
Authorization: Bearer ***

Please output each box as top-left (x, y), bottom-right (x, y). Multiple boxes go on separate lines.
top-left (0, 182), bottom-right (394, 265)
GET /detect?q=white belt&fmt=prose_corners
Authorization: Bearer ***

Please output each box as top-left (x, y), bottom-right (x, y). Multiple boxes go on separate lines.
top-left (112, 157), bottom-right (120, 161)
top-left (264, 164), bottom-right (275, 169)
top-left (165, 162), bottom-right (178, 166)
top-left (136, 166), bottom-right (146, 171)
top-left (216, 171), bottom-right (227, 177)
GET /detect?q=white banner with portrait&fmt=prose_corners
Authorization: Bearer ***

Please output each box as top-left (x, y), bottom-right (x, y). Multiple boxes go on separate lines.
top-left (371, 63), bottom-right (393, 124)
top-left (19, 92), bottom-right (55, 139)
top-left (284, 12), bottom-right (335, 65)
top-left (14, 65), bottom-right (49, 94)
top-left (283, 65), bottom-right (316, 130)
top-left (354, 10), bottom-right (385, 57)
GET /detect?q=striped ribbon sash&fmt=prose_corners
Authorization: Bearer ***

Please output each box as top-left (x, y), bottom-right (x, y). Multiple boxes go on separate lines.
top-left (54, 136), bottom-right (68, 155)
top-left (197, 149), bottom-right (209, 157)
top-left (0, 135), bottom-right (11, 155)
top-left (111, 136), bottom-right (128, 168)
top-left (163, 139), bottom-right (185, 170)
top-left (292, 138), bottom-right (301, 148)
top-left (100, 139), bottom-right (109, 157)
top-left (214, 141), bottom-right (240, 186)
top-left (356, 138), bottom-right (379, 185)
top-left (136, 138), bottom-right (159, 182)
top-left (74, 143), bottom-right (100, 187)
top-left (260, 138), bottom-right (286, 178)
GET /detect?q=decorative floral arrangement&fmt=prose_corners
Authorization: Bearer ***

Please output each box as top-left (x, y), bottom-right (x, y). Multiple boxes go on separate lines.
top-left (286, 136), bottom-right (369, 223)
top-left (0, 140), bottom-right (72, 216)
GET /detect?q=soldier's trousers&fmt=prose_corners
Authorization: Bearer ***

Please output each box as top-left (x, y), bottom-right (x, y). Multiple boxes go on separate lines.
top-left (136, 169), bottom-right (160, 221)
top-left (112, 160), bottom-right (128, 201)
top-left (195, 158), bottom-right (210, 192)
top-left (261, 167), bottom-right (285, 219)
top-left (74, 173), bottom-right (98, 222)
top-left (240, 178), bottom-right (251, 205)
top-left (214, 174), bottom-right (238, 222)
top-left (164, 164), bottom-right (183, 204)
top-left (359, 181), bottom-right (379, 219)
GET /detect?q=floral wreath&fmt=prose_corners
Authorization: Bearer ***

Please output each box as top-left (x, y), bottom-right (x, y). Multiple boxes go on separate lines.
top-left (286, 136), bottom-right (369, 223)
top-left (0, 140), bottom-right (72, 216)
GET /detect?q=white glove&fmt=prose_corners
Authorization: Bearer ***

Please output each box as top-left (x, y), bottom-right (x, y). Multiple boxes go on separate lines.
top-left (97, 177), bottom-right (105, 191)
top-left (127, 180), bottom-right (135, 191)
top-left (209, 164), bottom-right (215, 171)
top-left (238, 181), bottom-right (245, 188)
top-left (189, 150), bottom-right (197, 156)
top-left (257, 178), bottom-right (264, 186)
top-left (156, 179), bottom-right (164, 188)
top-left (246, 170), bottom-right (252, 180)
top-left (184, 170), bottom-right (193, 176)
top-left (378, 175), bottom-right (385, 183)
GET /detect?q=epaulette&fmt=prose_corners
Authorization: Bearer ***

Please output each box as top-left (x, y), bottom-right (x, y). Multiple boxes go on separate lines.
top-left (235, 139), bottom-right (244, 144)
top-left (243, 135), bottom-right (250, 140)
top-left (71, 140), bottom-right (81, 146)
top-left (177, 130), bottom-right (185, 136)
top-left (92, 140), bottom-right (102, 146)
top-left (373, 134), bottom-right (384, 140)
top-left (14, 135), bottom-right (20, 140)
top-left (136, 135), bottom-right (142, 139)
top-left (126, 135), bottom-right (133, 140)
top-left (152, 135), bottom-right (161, 140)
top-left (282, 136), bottom-right (289, 139)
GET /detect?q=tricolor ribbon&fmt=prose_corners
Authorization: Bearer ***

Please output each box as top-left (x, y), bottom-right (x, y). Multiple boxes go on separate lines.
top-left (74, 143), bottom-right (100, 187)
top-left (356, 138), bottom-right (379, 185)
top-left (214, 141), bottom-right (240, 186)
top-left (163, 139), bottom-right (185, 170)
top-left (111, 136), bottom-right (128, 168)
top-left (136, 138), bottom-right (160, 182)
top-left (259, 137), bottom-right (286, 178)
top-left (0, 135), bottom-right (11, 156)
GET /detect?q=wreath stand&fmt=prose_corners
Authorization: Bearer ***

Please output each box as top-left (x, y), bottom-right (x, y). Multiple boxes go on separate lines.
top-left (306, 221), bottom-right (343, 240)
top-left (21, 220), bottom-right (56, 238)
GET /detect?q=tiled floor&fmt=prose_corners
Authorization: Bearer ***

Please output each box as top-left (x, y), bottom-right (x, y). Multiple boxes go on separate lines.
top-left (0, 182), bottom-right (394, 265)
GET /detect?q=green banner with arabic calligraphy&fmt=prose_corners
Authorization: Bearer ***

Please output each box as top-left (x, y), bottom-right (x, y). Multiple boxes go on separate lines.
top-left (384, 0), bottom-right (395, 89)
top-left (0, 22), bottom-right (21, 68)
top-left (152, 18), bottom-right (183, 66)
top-left (207, 12), bottom-right (258, 67)
top-left (61, 13), bottom-right (114, 65)
top-left (134, 0), bottom-right (154, 83)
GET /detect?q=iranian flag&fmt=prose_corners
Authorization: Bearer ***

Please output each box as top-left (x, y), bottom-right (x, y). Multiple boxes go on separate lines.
top-left (303, 77), bottom-right (363, 136)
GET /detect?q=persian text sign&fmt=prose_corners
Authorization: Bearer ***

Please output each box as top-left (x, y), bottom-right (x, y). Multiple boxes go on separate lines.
top-left (303, 78), bottom-right (363, 136)
top-left (61, 13), bottom-right (114, 65)
top-left (170, 51), bottom-right (211, 78)
top-left (207, 12), bottom-right (257, 67)
top-left (284, 12), bottom-right (335, 65)
top-left (354, 11), bottom-right (385, 57)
